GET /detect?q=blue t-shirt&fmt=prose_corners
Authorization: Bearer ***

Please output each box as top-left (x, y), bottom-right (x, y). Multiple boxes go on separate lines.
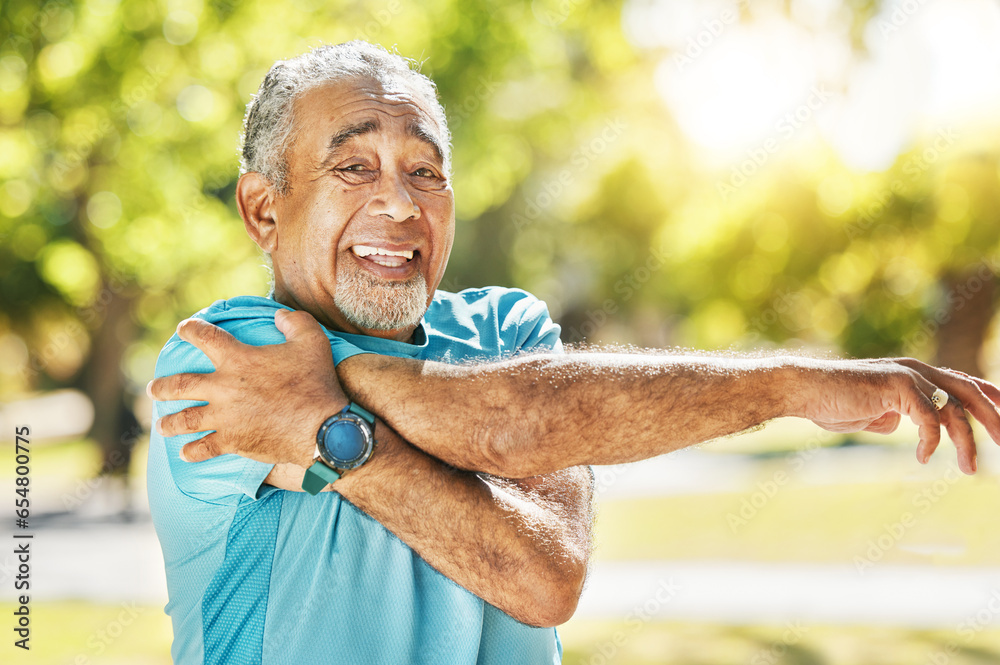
top-left (147, 287), bottom-right (565, 665)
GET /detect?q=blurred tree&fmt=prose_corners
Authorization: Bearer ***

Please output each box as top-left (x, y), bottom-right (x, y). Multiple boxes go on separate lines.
top-left (0, 0), bottom-right (631, 477)
top-left (1, 0), bottom-right (999, 493)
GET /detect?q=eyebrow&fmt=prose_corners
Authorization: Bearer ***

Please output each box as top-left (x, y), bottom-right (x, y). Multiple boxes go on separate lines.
top-left (407, 120), bottom-right (445, 165)
top-left (321, 120), bottom-right (380, 166)
top-left (319, 117), bottom-right (446, 168)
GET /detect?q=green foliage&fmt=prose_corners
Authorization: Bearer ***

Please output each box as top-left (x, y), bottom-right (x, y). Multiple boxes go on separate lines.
top-left (1, 0), bottom-right (998, 397)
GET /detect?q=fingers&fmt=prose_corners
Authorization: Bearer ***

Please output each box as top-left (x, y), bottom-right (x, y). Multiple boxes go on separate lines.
top-left (147, 372), bottom-right (211, 402)
top-left (176, 318), bottom-right (243, 368)
top-left (901, 380), bottom-right (943, 465)
top-left (935, 374), bottom-right (1000, 446)
top-left (274, 308), bottom-right (327, 344)
top-left (941, 366), bottom-right (1000, 407)
top-left (180, 432), bottom-right (227, 462)
top-left (939, 398), bottom-right (978, 474)
top-left (154, 405), bottom-right (228, 462)
top-left (898, 358), bottom-right (1000, 447)
top-left (973, 376), bottom-right (1000, 408)
top-left (914, 419), bottom-right (942, 467)
top-left (952, 379), bottom-right (1000, 445)
top-left (157, 405), bottom-right (212, 438)
top-left (904, 374), bottom-right (976, 474)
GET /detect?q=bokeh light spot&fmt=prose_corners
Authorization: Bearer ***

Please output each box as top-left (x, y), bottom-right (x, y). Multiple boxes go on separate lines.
top-left (87, 191), bottom-right (123, 229)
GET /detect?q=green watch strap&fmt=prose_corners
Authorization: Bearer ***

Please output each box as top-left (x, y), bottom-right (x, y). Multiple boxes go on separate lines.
top-left (302, 460), bottom-right (342, 496)
top-left (347, 402), bottom-right (375, 424)
top-left (302, 402), bottom-right (374, 496)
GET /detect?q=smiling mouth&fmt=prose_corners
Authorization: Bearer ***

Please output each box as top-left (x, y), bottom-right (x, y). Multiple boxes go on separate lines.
top-left (350, 245), bottom-right (416, 268)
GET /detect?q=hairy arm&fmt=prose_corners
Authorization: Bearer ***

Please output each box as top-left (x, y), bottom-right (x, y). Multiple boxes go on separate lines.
top-left (267, 423), bottom-right (592, 628)
top-left (336, 350), bottom-right (1000, 478)
top-left (156, 313), bottom-right (1000, 481)
top-left (157, 312), bottom-right (1000, 479)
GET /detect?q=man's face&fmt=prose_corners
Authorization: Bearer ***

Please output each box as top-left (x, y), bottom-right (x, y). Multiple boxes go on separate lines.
top-left (266, 76), bottom-right (454, 341)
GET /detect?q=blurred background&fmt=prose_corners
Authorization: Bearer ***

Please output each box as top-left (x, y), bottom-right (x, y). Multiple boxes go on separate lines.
top-left (2, 0), bottom-right (1000, 662)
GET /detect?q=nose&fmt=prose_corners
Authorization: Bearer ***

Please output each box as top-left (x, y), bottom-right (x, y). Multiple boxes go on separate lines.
top-left (366, 170), bottom-right (419, 222)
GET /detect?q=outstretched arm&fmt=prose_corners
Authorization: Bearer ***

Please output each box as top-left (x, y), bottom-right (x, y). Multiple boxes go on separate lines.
top-left (339, 351), bottom-right (1000, 477)
top-left (153, 311), bottom-right (1000, 480)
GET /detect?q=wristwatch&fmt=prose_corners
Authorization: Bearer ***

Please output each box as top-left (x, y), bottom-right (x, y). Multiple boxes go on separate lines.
top-left (301, 403), bottom-right (377, 495)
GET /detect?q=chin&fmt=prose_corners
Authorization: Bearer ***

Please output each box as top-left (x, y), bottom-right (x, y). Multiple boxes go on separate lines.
top-left (334, 269), bottom-right (429, 332)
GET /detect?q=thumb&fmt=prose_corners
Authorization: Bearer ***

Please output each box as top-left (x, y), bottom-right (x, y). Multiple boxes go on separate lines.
top-left (864, 411), bottom-right (902, 435)
top-left (275, 308), bottom-right (326, 343)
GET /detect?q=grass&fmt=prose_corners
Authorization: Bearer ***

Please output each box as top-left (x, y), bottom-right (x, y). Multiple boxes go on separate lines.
top-left (0, 602), bottom-right (172, 664)
top-left (592, 478), bottom-right (1000, 566)
top-left (559, 620), bottom-right (1000, 665)
top-left (6, 602), bottom-right (1000, 665)
top-left (0, 437), bottom-right (106, 482)
top-left (5, 602), bottom-right (1000, 665)
top-left (6, 434), bottom-right (1000, 663)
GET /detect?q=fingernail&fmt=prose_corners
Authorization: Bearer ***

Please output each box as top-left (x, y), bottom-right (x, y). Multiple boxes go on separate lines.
top-left (146, 380), bottom-right (154, 399)
top-left (179, 449), bottom-right (189, 462)
top-left (972, 456), bottom-right (978, 473)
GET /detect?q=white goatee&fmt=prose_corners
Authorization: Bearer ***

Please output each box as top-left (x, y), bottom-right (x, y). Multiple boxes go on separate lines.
top-left (334, 263), bottom-right (428, 332)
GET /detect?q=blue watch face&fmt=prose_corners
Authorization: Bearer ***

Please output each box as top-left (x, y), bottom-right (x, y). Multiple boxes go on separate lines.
top-left (319, 418), bottom-right (372, 468)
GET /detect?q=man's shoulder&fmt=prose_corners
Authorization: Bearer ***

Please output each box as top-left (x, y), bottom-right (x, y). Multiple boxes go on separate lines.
top-left (427, 286), bottom-right (561, 354)
top-left (430, 286), bottom-right (545, 315)
top-left (154, 296), bottom-right (288, 375)
top-left (188, 295), bottom-right (285, 324)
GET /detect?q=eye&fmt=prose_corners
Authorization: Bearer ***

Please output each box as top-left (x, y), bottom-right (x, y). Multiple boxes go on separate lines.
top-left (333, 163), bottom-right (378, 183)
top-left (413, 167), bottom-right (437, 178)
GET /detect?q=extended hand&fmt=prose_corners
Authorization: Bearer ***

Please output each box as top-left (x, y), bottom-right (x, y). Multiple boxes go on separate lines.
top-left (792, 357), bottom-right (1000, 474)
top-left (148, 309), bottom-right (348, 466)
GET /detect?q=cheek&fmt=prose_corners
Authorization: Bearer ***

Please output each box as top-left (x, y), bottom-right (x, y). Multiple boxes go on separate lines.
top-left (419, 193), bottom-right (454, 236)
top-left (306, 201), bottom-right (355, 251)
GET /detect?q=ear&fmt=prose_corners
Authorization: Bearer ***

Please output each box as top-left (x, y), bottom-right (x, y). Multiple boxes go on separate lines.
top-left (236, 172), bottom-right (279, 253)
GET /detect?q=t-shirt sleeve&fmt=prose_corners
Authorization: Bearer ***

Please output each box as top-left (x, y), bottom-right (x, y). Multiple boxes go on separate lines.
top-left (152, 313), bottom-right (369, 505)
top-left (499, 289), bottom-right (564, 355)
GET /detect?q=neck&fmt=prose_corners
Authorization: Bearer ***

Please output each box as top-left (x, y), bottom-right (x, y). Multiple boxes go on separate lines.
top-left (271, 288), bottom-right (419, 343)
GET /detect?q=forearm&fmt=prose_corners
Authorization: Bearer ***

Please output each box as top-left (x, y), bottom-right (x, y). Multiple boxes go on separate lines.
top-left (337, 352), bottom-right (793, 477)
top-left (297, 422), bottom-right (592, 627)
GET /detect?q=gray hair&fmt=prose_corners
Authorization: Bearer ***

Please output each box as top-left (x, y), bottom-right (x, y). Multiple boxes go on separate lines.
top-left (240, 41), bottom-right (452, 195)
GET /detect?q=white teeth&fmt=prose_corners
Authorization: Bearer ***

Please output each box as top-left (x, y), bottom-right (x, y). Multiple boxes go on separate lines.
top-left (351, 245), bottom-right (414, 260)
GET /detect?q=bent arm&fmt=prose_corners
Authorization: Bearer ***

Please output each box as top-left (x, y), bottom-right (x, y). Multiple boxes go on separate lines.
top-left (265, 422), bottom-right (592, 628)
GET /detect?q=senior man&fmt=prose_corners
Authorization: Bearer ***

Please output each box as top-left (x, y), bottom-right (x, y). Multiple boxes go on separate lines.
top-left (147, 41), bottom-right (593, 665)
top-left (149, 40), bottom-right (1000, 665)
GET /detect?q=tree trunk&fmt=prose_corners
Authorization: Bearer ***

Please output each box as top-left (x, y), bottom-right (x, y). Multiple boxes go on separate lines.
top-left (79, 280), bottom-right (140, 478)
top-left (933, 269), bottom-right (996, 377)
